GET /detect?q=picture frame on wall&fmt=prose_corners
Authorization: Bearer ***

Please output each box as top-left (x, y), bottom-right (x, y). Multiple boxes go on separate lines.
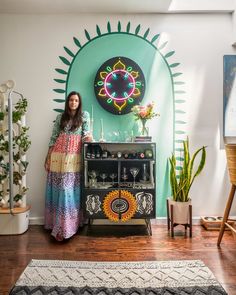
top-left (223, 55), bottom-right (236, 137)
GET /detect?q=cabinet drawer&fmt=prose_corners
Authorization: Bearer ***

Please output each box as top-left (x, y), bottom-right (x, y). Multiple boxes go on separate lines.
top-left (82, 188), bottom-right (156, 220)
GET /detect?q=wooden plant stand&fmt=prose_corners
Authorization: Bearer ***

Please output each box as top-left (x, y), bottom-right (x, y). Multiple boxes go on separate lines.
top-left (166, 199), bottom-right (192, 238)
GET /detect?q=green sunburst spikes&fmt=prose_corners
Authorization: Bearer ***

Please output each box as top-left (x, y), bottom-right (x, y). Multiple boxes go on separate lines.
top-left (172, 72), bottom-right (183, 77)
top-left (96, 25), bottom-right (101, 36)
top-left (54, 108), bottom-right (64, 113)
top-left (73, 37), bottom-right (81, 48)
top-left (54, 79), bottom-right (66, 84)
top-left (118, 21), bottom-right (121, 32)
top-left (59, 56), bottom-right (71, 66)
top-left (63, 46), bottom-right (75, 58)
top-left (84, 30), bottom-right (91, 41)
top-left (53, 99), bottom-right (65, 103)
top-left (107, 21), bottom-right (111, 33)
top-left (158, 41), bottom-right (168, 50)
top-left (135, 24), bottom-right (141, 35)
top-left (143, 28), bottom-right (150, 39)
top-left (170, 63), bottom-right (180, 68)
top-left (164, 51), bottom-right (175, 58)
top-left (151, 34), bottom-right (160, 43)
top-left (55, 68), bottom-right (68, 75)
top-left (53, 89), bottom-right (65, 94)
top-left (126, 22), bottom-right (131, 33)
top-left (174, 81), bottom-right (185, 85)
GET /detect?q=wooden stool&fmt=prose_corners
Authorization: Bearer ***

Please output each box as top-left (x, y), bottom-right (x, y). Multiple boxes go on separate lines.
top-left (217, 144), bottom-right (236, 246)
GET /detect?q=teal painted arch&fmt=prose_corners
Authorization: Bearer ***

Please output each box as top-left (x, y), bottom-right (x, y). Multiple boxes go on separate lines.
top-left (53, 21), bottom-right (187, 217)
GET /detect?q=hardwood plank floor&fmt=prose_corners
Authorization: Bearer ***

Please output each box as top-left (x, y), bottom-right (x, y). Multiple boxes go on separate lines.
top-left (0, 224), bottom-right (236, 295)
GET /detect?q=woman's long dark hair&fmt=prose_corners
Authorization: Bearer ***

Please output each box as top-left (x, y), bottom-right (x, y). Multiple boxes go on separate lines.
top-left (60, 91), bottom-right (82, 131)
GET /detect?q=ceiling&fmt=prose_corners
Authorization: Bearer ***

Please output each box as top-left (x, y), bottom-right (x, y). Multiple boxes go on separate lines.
top-left (0, 0), bottom-right (234, 14)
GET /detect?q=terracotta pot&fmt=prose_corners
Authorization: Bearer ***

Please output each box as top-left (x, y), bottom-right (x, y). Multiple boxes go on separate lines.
top-left (168, 198), bottom-right (191, 224)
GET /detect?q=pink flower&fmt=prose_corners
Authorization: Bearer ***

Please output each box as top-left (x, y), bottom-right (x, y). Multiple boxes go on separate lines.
top-left (139, 110), bottom-right (147, 118)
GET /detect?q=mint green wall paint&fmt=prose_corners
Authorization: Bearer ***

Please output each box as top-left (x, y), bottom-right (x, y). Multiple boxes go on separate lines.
top-left (53, 22), bottom-right (186, 217)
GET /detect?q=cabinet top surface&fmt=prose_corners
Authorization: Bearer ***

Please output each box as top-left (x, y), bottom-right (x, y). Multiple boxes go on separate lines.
top-left (83, 141), bottom-right (156, 145)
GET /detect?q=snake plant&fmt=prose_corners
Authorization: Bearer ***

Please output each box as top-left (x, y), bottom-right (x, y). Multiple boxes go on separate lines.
top-left (169, 138), bottom-right (206, 202)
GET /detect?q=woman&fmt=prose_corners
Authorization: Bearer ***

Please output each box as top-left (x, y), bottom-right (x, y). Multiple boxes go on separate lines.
top-left (44, 91), bottom-right (90, 241)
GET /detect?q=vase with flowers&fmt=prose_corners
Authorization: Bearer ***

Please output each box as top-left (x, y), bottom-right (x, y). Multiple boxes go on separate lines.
top-left (131, 102), bottom-right (159, 136)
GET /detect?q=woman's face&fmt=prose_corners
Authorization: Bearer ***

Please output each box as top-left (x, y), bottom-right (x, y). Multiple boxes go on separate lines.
top-left (68, 94), bottom-right (80, 111)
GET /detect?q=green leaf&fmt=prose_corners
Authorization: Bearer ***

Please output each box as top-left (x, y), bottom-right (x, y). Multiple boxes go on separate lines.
top-left (53, 89), bottom-right (65, 94)
top-left (96, 25), bottom-right (101, 36)
top-left (53, 99), bottom-right (65, 103)
top-left (143, 28), bottom-right (150, 39)
top-left (172, 72), bottom-right (183, 77)
top-left (170, 63), bottom-right (180, 68)
top-left (158, 41), bottom-right (168, 50)
top-left (151, 34), bottom-right (160, 43)
top-left (63, 46), bottom-right (74, 58)
top-left (59, 56), bottom-right (70, 66)
top-left (135, 24), bottom-right (141, 35)
top-left (107, 21), bottom-right (111, 33)
top-left (164, 51), bottom-right (175, 58)
top-left (55, 68), bottom-right (67, 75)
top-left (126, 22), bottom-right (130, 33)
top-left (54, 79), bottom-right (66, 84)
top-left (54, 108), bottom-right (64, 113)
top-left (118, 21), bottom-right (121, 32)
top-left (73, 37), bottom-right (81, 48)
top-left (84, 29), bottom-right (91, 41)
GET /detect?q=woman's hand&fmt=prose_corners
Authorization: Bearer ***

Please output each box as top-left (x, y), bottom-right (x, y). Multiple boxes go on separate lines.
top-left (44, 147), bottom-right (53, 172)
top-left (82, 133), bottom-right (93, 142)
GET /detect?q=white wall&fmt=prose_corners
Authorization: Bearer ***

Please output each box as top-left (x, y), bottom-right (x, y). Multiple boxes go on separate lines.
top-left (0, 13), bottom-right (235, 223)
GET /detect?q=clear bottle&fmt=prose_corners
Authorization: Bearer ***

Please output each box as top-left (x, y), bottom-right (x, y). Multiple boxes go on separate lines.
top-left (141, 163), bottom-right (149, 182)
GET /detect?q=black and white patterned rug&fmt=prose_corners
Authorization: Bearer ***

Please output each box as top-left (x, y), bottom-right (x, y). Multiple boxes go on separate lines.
top-left (10, 259), bottom-right (227, 294)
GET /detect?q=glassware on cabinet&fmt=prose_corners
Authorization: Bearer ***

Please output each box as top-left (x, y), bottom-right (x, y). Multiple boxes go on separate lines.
top-left (109, 173), bottom-right (117, 185)
top-left (130, 167), bottom-right (140, 188)
top-left (121, 167), bottom-right (128, 182)
top-left (141, 163), bottom-right (149, 183)
top-left (88, 170), bottom-right (98, 188)
top-left (100, 172), bottom-right (108, 186)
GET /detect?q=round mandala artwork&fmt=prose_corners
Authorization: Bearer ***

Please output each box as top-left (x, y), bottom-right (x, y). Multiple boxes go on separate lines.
top-left (103, 190), bottom-right (137, 222)
top-left (94, 56), bottom-right (145, 115)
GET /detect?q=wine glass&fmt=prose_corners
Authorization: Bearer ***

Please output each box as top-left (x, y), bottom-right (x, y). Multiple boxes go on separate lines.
top-left (100, 172), bottom-right (108, 186)
top-left (130, 167), bottom-right (140, 188)
top-left (121, 167), bottom-right (128, 182)
top-left (109, 173), bottom-right (117, 185)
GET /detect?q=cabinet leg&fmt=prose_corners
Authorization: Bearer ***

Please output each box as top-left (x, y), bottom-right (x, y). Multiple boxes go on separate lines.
top-left (145, 219), bottom-right (152, 236)
top-left (217, 184), bottom-right (236, 246)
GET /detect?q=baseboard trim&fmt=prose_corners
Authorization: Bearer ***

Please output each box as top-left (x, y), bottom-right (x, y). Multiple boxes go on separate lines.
top-left (29, 216), bottom-right (202, 226)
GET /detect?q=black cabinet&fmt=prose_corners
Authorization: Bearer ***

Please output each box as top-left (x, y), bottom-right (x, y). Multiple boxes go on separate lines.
top-left (82, 142), bottom-right (156, 234)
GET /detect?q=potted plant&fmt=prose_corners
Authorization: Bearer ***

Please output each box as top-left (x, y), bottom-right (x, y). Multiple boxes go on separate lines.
top-left (167, 138), bottom-right (206, 233)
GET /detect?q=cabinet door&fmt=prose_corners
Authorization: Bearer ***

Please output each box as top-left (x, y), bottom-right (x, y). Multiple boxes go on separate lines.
top-left (82, 188), bottom-right (155, 220)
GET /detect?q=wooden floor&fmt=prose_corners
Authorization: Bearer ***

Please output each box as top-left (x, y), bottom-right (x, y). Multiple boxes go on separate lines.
top-left (0, 224), bottom-right (236, 295)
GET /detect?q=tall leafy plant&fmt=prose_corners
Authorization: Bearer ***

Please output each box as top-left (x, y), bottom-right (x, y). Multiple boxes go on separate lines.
top-left (169, 138), bottom-right (206, 202)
